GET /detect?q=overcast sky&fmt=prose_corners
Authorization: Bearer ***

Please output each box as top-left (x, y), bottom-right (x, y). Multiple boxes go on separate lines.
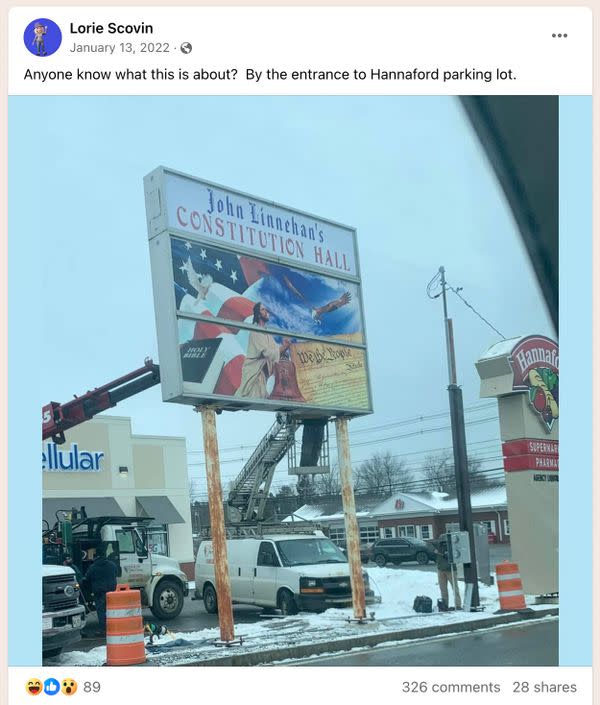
top-left (12, 95), bottom-right (554, 498)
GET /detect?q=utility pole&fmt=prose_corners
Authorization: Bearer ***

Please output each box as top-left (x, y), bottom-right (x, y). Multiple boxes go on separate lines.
top-left (438, 266), bottom-right (480, 609)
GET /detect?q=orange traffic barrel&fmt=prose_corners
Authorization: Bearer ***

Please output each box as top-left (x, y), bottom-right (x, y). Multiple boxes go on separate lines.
top-left (495, 561), bottom-right (527, 611)
top-left (106, 584), bottom-right (146, 666)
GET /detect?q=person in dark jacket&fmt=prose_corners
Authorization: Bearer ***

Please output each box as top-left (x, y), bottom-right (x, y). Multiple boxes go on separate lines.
top-left (62, 553), bottom-right (83, 585)
top-left (83, 545), bottom-right (119, 635)
top-left (434, 539), bottom-right (462, 609)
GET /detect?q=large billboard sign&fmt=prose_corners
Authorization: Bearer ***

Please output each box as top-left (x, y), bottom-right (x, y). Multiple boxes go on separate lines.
top-left (145, 167), bottom-right (372, 417)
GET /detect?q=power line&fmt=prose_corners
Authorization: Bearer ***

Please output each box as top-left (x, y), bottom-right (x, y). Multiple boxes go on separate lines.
top-left (186, 418), bottom-right (500, 476)
top-left (208, 469), bottom-right (507, 500)
top-left (426, 269), bottom-right (443, 300)
top-left (427, 266), bottom-right (505, 339)
top-left (185, 401), bottom-right (497, 455)
top-left (447, 284), bottom-right (506, 340)
top-left (187, 434), bottom-right (503, 483)
top-left (344, 416), bottom-right (497, 449)
top-left (334, 437), bottom-right (501, 466)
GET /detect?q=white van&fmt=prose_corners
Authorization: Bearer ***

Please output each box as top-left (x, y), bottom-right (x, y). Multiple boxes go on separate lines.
top-left (194, 532), bottom-right (375, 615)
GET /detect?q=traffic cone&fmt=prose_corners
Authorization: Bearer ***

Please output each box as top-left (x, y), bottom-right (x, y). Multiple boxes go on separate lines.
top-left (106, 584), bottom-right (146, 665)
top-left (494, 561), bottom-right (532, 614)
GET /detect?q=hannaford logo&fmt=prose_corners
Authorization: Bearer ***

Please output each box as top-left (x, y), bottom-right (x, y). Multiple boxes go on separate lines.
top-left (509, 336), bottom-right (558, 432)
top-left (394, 499), bottom-right (405, 510)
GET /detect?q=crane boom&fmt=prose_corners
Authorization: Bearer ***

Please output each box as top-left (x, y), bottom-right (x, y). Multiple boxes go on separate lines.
top-left (42, 359), bottom-right (328, 526)
top-left (42, 358), bottom-right (160, 444)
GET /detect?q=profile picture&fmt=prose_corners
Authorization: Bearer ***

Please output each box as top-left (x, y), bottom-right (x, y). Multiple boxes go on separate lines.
top-left (23, 18), bottom-right (62, 57)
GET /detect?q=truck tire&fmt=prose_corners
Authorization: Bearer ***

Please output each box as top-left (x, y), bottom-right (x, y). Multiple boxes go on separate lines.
top-left (203, 583), bottom-right (218, 614)
top-left (151, 579), bottom-right (184, 620)
top-left (278, 589), bottom-right (298, 616)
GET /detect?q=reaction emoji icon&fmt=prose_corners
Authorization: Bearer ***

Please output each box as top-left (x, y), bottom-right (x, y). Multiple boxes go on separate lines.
top-left (43, 678), bottom-right (61, 696)
top-left (25, 678), bottom-right (42, 695)
top-left (61, 678), bottom-right (78, 696)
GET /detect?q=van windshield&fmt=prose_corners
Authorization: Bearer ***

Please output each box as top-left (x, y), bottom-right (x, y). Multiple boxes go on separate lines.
top-left (275, 538), bottom-right (347, 567)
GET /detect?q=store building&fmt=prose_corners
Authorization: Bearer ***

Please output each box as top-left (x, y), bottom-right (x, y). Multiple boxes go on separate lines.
top-left (285, 486), bottom-right (509, 546)
top-left (42, 415), bottom-right (195, 578)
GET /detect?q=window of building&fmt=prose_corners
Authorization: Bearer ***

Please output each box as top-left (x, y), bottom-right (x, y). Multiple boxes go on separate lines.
top-left (503, 519), bottom-right (510, 536)
top-left (419, 525), bottom-right (432, 540)
top-left (329, 527), bottom-right (346, 545)
top-left (382, 527), bottom-right (396, 539)
top-left (360, 526), bottom-right (378, 544)
top-left (398, 525), bottom-right (416, 538)
top-left (481, 520), bottom-right (496, 535)
top-left (148, 524), bottom-right (169, 556)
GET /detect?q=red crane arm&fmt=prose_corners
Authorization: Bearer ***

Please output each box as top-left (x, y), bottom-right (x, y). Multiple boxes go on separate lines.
top-left (42, 359), bottom-right (160, 444)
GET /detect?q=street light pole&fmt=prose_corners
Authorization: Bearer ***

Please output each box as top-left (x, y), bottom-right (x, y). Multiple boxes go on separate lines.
top-left (438, 266), bottom-right (480, 609)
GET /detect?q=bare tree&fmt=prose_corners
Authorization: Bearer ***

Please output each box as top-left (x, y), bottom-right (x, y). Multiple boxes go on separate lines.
top-left (354, 451), bottom-right (414, 495)
top-left (466, 455), bottom-right (498, 490)
top-left (421, 452), bottom-right (452, 491)
top-left (421, 452), bottom-right (496, 492)
top-left (313, 465), bottom-right (342, 496)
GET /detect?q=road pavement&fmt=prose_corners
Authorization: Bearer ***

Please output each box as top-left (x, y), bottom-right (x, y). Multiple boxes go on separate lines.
top-left (291, 619), bottom-right (558, 667)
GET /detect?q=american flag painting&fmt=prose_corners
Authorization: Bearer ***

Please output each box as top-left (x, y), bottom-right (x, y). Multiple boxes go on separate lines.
top-left (171, 236), bottom-right (366, 403)
top-left (171, 237), bottom-right (363, 339)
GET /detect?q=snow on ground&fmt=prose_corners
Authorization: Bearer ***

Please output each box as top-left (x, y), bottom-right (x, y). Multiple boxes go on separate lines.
top-left (54, 568), bottom-right (555, 667)
top-left (367, 567), bottom-right (497, 618)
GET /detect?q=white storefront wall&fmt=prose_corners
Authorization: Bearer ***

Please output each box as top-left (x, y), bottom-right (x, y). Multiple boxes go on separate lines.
top-left (42, 415), bottom-right (194, 572)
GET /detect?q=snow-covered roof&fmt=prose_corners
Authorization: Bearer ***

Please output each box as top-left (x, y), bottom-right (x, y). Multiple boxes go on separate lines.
top-left (478, 336), bottom-right (524, 360)
top-left (374, 492), bottom-right (446, 515)
top-left (282, 485), bottom-right (507, 524)
top-left (282, 509), bottom-right (371, 523)
top-left (282, 493), bottom-right (383, 523)
top-left (375, 486), bottom-right (507, 514)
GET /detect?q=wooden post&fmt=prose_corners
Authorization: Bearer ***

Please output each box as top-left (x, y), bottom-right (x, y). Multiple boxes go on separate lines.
top-left (199, 406), bottom-right (235, 642)
top-left (335, 416), bottom-right (366, 620)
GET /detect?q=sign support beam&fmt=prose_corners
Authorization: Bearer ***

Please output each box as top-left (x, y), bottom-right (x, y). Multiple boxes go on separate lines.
top-left (335, 416), bottom-right (367, 621)
top-left (197, 405), bottom-right (237, 644)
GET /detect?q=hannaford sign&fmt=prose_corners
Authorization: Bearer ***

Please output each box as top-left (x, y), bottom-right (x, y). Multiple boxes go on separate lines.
top-left (42, 443), bottom-right (104, 472)
top-left (502, 438), bottom-right (559, 472)
top-left (509, 335), bottom-right (558, 432)
top-left (394, 499), bottom-right (405, 510)
top-left (502, 439), bottom-right (558, 457)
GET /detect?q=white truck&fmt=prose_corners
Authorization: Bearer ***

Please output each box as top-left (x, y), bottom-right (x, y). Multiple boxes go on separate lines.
top-left (42, 565), bottom-right (85, 658)
top-left (43, 513), bottom-right (189, 620)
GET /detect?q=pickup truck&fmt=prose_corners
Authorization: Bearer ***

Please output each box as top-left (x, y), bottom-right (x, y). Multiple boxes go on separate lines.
top-left (42, 565), bottom-right (85, 659)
